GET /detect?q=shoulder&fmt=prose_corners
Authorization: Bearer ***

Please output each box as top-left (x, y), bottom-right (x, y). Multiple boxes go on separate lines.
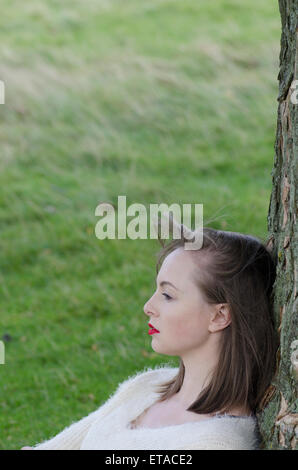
top-left (86, 364), bottom-right (177, 414)
top-left (114, 363), bottom-right (178, 396)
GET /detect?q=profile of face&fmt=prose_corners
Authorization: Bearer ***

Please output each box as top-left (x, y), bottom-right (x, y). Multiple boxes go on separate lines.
top-left (143, 247), bottom-right (230, 358)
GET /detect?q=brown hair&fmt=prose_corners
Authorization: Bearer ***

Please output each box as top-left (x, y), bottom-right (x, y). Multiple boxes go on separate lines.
top-left (153, 226), bottom-right (278, 415)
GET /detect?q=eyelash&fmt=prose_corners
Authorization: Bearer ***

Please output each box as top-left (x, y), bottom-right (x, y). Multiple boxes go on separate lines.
top-left (162, 293), bottom-right (172, 300)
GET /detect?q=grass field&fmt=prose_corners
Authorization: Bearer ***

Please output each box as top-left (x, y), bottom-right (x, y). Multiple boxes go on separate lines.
top-left (0, 0), bottom-right (281, 449)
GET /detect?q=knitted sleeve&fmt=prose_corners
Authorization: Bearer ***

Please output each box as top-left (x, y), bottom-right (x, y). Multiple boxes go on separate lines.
top-left (177, 430), bottom-right (259, 450)
top-left (31, 373), bottom-right (139, 450)
top-left (31, 407), bottom-right (102, 450)
top-left (178, 439), bottom-right (244, 450)
top-left (178, 439), bottom-right (258, 450)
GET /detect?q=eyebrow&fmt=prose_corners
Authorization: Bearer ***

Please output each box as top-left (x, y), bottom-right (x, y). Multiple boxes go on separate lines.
top-left (157, 280), bottom-right (179, 291)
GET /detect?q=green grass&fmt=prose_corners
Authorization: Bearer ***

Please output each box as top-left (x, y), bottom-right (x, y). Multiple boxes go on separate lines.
top-left (0, 0), bottom-right (281, 449)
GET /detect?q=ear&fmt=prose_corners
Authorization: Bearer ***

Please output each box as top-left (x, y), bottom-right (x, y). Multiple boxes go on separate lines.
top-left (208, 303), bottom-right (231, 333)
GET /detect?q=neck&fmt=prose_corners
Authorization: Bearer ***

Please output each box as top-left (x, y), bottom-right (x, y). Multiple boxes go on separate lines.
top-left (173, 341), bottom-right (252, 417)
top-left (174, 339), bottom-right (219, 409)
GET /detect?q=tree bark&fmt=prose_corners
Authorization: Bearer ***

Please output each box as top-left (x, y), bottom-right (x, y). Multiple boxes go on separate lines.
top-left (256, 0), bottom-right (298, 450)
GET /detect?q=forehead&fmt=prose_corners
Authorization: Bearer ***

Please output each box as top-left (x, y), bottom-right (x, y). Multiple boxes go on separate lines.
top-left (157, 247), bottom-right (197, 285)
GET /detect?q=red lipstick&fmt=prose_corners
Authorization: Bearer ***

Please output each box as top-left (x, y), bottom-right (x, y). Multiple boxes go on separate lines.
top-left (148, 323), bottom-right (160, 335)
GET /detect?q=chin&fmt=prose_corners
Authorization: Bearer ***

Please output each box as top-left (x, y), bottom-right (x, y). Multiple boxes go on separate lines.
top-left (151, 342), bottom-right (179, 357)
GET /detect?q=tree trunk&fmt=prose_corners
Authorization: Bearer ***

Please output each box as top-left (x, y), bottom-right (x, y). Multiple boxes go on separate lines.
top-left (256, 0), bottom-right (298, 450)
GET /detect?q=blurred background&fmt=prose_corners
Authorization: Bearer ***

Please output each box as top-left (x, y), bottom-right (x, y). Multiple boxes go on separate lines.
top-left (0, 0), bottom-right (280, 449)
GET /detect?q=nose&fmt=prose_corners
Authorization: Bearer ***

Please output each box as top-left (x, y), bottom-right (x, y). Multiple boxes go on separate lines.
top-left (143, 301), bottom-right (151, 317)
top-left (143, 297), bottom-right (157, 317)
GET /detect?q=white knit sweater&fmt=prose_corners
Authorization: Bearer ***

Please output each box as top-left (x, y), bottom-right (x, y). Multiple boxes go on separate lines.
top-left (32, 365), bottom-right (260, 450)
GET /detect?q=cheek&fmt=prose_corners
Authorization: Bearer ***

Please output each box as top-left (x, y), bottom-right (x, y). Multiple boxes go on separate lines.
top-left (169, 308), bottom-right (207, 340)
top-left (168, 312), bottom-right (198, 336)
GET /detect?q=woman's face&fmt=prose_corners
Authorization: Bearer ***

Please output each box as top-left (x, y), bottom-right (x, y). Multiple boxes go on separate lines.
top-left (144, 247), bottom-right (215, 357)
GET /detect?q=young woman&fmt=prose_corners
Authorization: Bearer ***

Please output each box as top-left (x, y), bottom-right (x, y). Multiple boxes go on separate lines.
top-left (23, 226), bottom-right (278, 450)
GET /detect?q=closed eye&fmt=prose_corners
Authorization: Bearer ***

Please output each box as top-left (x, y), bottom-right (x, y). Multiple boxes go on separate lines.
top-left (162, 293), bottom-right (172, 300)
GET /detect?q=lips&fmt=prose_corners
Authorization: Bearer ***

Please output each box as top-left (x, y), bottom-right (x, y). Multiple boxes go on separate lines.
top-left (148, 323), bottom-right (160, 335)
